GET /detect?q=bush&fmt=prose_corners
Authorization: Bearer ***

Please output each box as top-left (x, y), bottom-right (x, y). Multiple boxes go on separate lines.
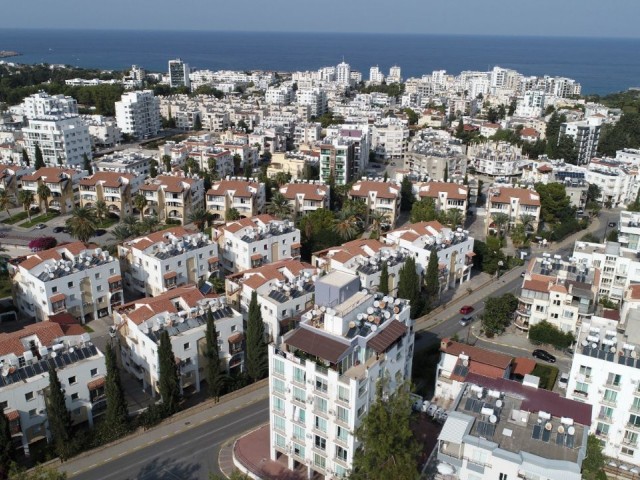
top-left (28, 236), bottom-right (57, 251)
top-left (529, 321), bottom-right (574, 349)
top-left (165, 218), bottom-right (182, 226)
top-left (531, 364), bottom-right (559, 390)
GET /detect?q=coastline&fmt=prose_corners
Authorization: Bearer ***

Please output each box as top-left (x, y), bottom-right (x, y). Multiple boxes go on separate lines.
top-left (0, 50), bottom-right (21, 58)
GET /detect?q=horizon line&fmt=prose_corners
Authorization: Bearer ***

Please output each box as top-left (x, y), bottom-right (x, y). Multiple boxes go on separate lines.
top-left (1, 27), bottom-right (640, 41)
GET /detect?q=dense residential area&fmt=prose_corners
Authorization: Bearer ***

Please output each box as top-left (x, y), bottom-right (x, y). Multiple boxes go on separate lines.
top-left (0, 56), bottom-right (640, 480)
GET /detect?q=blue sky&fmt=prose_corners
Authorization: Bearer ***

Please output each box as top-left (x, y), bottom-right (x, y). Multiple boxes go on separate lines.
top-left (4, 0), bottom-right (640, 38)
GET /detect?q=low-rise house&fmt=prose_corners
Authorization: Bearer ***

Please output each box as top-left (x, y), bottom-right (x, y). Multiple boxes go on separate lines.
top-left (115, 286), bottom-right (244, 395)
top-left (206, 178), bottom-right (266, 221)
top-left (118, 227), bottom-right (219, 297)
top-left (139, 173), bottom-right (204, 223)
top-left (485, 186), bottom-right (541, 235)
top-left (348, 179), bottom-right (401, 227)
top-left (413, 181), bottom-right (469, 215)
top-left (11, 242), bottom-right (123, 323)
top-left (79, 172), bottom-right (141, 218)
top-left (21, 167), bottom-right (87, 214)
top-left (215, 215), bottom-right (300, 273)
top-left (279, 181), bottom-right (329, 217)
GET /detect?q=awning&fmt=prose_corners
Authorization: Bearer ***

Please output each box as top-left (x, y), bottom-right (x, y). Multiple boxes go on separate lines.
top-left (228, 332), bottom-right (245, 344)
top-left (291, 243), bottom-right (302, 249)
top-left (87, 376), bottom-right (105, 390)
top-left (367, 320), bottom-right (407, 354)
top-left (108, 275), bottom-right (122, 283)
top-left (438, 411), bottom-right (473, 443)
top-left (50, 293), bottom-right (66, 303)
top-left (208, 256), bottom-right (219, 264)
top-left (251, 253), bottom-right (262, 261)
top-left (465, 251), bottom-right (476, 257)
top-left (285, 328), bottom-right (350, 364)
top-left (163, 271), bottom-right (177, 280)
top-left (4, 410), bottom-right (19, 421)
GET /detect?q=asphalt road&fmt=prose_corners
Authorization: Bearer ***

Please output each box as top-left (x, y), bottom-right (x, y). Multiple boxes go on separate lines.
top-left (67, 398), bottom-right (269, 480)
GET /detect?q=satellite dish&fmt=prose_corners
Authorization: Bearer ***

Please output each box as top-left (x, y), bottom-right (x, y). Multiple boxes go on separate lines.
top-left (592, 343), bottom-right (597, 349)
top-left (370, 325), bottom-right (378, 332)
top-left (367, 307), bottom-right (374, 314)
top-left (568, 426), bottom-right (575, 435)
top-left (51, 352), bottom-right (57, 358)
top-left (68, 347), bottom-right (74, 354)
top-left (477, 392), bottom-right (482, 399)
top-left (373, 301), bottom-right (380, 308)
top-left (558, 425), bottom-right (565, 434)
top-left (610, 346), bottom-right (617, 353)
top-left (633, 351), bottom-right (638, 359)
top-left (489, 415), bottom-right (497, 424)
top-left (348, 321), bottom-right (356, 329)
top-left (496, 399), bottom-right (503, 408)
top-left (545, 422), bottom-right (552, 431)
top-left (462, 359), bottom-right (469, 367)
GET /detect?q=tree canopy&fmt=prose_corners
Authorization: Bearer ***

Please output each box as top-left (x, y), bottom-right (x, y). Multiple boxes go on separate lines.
top-left (245, 291), bottom-right (268, 382)
top-left (158, 330), bottom-right (181, 415)
top-left (481, 293), bottom-right (518, 336)
top-left (46, 366), bottom-right (75, 459)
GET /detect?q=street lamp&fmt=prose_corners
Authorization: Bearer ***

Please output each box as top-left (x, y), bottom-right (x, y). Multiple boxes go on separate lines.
top-left (496, 260), bottom-right (504, 279)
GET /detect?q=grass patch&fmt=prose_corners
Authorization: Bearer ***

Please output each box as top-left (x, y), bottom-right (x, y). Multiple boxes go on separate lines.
top-left (1, 211), bottom-right (29, 225)
top-left (531, 364), bottom-right (559, 390)
top-left (97, 217), bottom-right (118, 229)
top-left (18, 211), bottom-right (60, 228)
top-left (83, 325), bottom-right (94, 333)
top-left (0, 273), bottom-right (13, 298)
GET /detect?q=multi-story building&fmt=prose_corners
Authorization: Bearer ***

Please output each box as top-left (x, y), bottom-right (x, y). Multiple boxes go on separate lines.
top-left (94, 150), bottom-right (153, 177)
top-left (336, 61), bottom-right (351, 86)
top-left (21, 91), bottom-right (78, 119)
top-left (267, 152), bottom-right (315, 180)
top-left (566, 311), bottom-right (640, 468)
top-left (21, 167), bottom-right (87, 214)
top-left (79, 172), bottom-right (141, 218)
top-left (115, 90), bottom-right (161, 140)
top-left (265, 85), bottom-right (294, 105)
top-left (405, 129), bottom-right (467, 180)
top-left (23, 115), bottom-right (92, 167)
top-left (279, 181), bottom-right (329, 218)
top-left (348, 179), bottom-right (401, 228)
top-left (559, 117), bottom-right (603, 165)
top-left (437, 373), bottom-right (591, 480)
top-left (413, 181), bottom-right (469, 215)
top-left (485, 187), bottom-right (541, 234)
top-left (585, 157), bottom-right (640, 207)
top-left (385, 220), bottom-right (475, 291)
top-left (83, 115), bottom-right (122, 148)
top-left (468, 141), bottom-right (525, 177)
top-left (168, 59), bottom-right (191, 89)
top-left (206, 178), bottom-right (266, 221)
top-left (296, 88), bottom-right (327, 116)
top-left (0, 322), bottom-right (105, 455)
top-left (0, 166), bottom-right (33, 200)
top-left (515, 255), bottom-right (598, 333)
top-left (372, 119), bottom-right (409, 162)
top-left (115, 286), bottom-right (244, 395)
top-left (118, 227), bottom-right (218, 297)
top-left (11, 242), bottom-right (123, 323)
top-left (215, 215), bottom-right (300, 273)
top-left (618, 210), bottom-right (640, 252)
top-left (388, 65), bottom-right (402, 84)
top-left (312, 239), bottom-right (409, 294)
top-left (225, 259), bottom-right (318, 344)
top-left (268, 271), bottom-right (414, 479)
top-left (368, 66), bottom-right (385, 85)
top-left (572, 241), bottom-right (640, 303)
top-left (139, 173), bottom-right (205, 223)
top-left (319, 138), bottom-right (356, 186)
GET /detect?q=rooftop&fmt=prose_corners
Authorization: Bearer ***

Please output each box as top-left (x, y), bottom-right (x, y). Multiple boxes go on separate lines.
top-left (125, 227), bottom-right (213, 259)
top-left (18, 243), bottom-right (115, 280)
top-left (220, 216), bottom-right (296, 242)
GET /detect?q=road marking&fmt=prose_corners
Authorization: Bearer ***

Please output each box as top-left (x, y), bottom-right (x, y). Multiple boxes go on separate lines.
top-left (161, 434), bottom-right (169, 439)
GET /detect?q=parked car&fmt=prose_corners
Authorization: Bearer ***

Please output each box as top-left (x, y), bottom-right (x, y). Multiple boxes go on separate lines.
top-left (426, 404), bottom-right (438, 417)
top-left (532, 349), bottom-right (556, 363)
top-left (609, 222), bottom-right (617, 228)
top-left (34, 224), bottom-right (46, 230)
top-left (95, 229), bottom-right (107, 236)
top-left (53, 226), bottom-right (65, 233)
top-left (459, 316), bottom-right (474, 326)
top-left (459, 305), bottom-right (474, 315)
top-left (558, 372), bottom-right (569, 389)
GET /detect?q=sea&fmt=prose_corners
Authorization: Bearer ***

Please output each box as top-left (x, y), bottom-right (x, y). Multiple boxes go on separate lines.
top-left (1, 29), bottom-right (639, 95)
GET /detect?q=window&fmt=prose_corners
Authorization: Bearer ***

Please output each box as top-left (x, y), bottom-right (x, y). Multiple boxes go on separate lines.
top-left (293, 443), bottom-right (305, 458)
top-left (337, 425), bottom-right (349, 442)
top-left (293, 367), bottom-right (305, 384)
top-left (599, 406), bottom-right (614, 421)
top-left (293, 424), bottom-right (305, 440)
top-left (336, 445), bottom-right (348, 462)
top-left (315, 377), bottom-right (328, 394)
top-left (575, 382), bottom-right (589, 395)
top-left (52, 286), bottom-right (58, 293)
top-left (624, 431), bottom-right (639, 446)
top-left (68, 376), bottom-right (77, 385)
top-left (68, 281), bottom-right (74, 288)
top-left (273, 414), bottom-right (285, 432)
top-left (552, 299), bottom-right (560, 306)
top-left (607, 372), bottom-right (622, 387)
top-left (272, 396), bottom-right (285, 413)
top-left (622, 447), bottom-right (635, 457)
top-left (629, 414), bottom-right (640, 428)
top-left (499, 474), bottom-right (508, 480)
top-left (314, 435), bottom-right (326, 451)
top-left (231, 325), bottom-right (237, 332)
top-left (29, 409), bottom-right (37, 418)
top-left (25, 392), bottom-right (34, 401)
top-left (358, 380), bottom-right (367, 397)
top-left (357, 405), bottom-right (366, 418)
top-left (0, 401), bottom-right (6, 410)
top-left (596, 422), bottom-right (610, 436)
top-left (315, 415), bottom-right (327, 433)
top-left (603, 389), bottom-right (618, 404)
top-left (337, 406), bottom-right (349, 423)
top-left (293, 405), bottom-right (306, 423)
top-left (110, 268), bottom-right (115, 274)
top-left (314, 453), bottom-right (326, 469)
top-left (275, 433), bottom-right (286, 448)
top-left (273, 358), bottom-right (284, 375)
top-left (96, 285), bottom-right (103, 292)
top-left (632, 397), bottom-right (640, 412)
top-left (535, 305), bottom-right (545, 313)
top-left (71, 393), bottom-right (79, 401)
top-left (90, 368), bottom-right (98, 377)
top-left (293, 387), bottom-right (306, 403)
top-left (338, 385), bottom-right (350, 403)
top-left (273, 378), bottom-right (285, 394)
top-left (579, 365), bottom-right (592, 379)
top-left (315, 397), bottom-right (327, 413)
top-left (183, 342), bottom-right (190, 350)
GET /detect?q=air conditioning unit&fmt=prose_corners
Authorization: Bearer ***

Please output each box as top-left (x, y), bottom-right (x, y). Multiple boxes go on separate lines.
top-left (329, 409), bottom-right (335, 415)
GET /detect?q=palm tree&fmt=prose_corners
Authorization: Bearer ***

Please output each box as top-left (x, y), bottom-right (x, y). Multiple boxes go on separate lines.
top-left (111, 224), bottom-right (133, 242)
top-left (18, 190), bottom-right (35, 221)
top-left (491, 212), bottom-right (510, 236)
top-left (187, 208), bottom-right (210, 232)
top-left (120, 214), bottom-right (140, 235)
top-left (93, 200), bottom-right (109, 225)
top-left (334, 210), bottom-right (359, 241)
top-left (273, 172), bottom-right (290, 188)
top-left (266, 192), bottom-right (293, 220)
top-left (0, 189), bottom-right (15, 218)
top-left (519, 214), bottom-right (535, 233)
top-left (65, 207), bottom-right (97, 243)
top-left (133, 193), bottom-right (147, 222)
top-left (446, 208), bottom-right (464, 229)
top-left (369, 211), bottom-right (389, 238)
top-left (36, 184), bottom-right (51, 213)
top-left (141, 215), bottom-right (160, 234)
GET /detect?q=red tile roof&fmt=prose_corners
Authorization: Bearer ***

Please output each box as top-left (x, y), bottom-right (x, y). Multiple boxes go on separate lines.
top-left (349, 180), bottom-right (400, 200)
top-left (417, 182), bottom-right (468, 201)
top-left (22, 167), bottom-right (77, 183)
top-left (489, 187), bottom-right (541, 207)
top-left (87, 376), bottom-right (106, 390)
top-left (79, 172), bottom-right (134, 188)
top-left (368, 320), bottom-right (407, 354)
top-left (441, 339), bottom-right (513, 369)
top-left (280, 183), bottom-right (329, 202)
top-left (0, 323), bottom-right (65, 357)
top-left (208, 179), bottom-right (261, 198)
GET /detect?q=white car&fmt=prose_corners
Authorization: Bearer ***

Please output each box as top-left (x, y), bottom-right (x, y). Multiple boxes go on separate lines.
top-left (558, 372), bottom-right (569, 389)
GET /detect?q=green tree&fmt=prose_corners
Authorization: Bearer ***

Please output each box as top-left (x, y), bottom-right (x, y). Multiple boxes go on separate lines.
top-left (351, 381), bottom-right (419, 480)
top-left (369, 211), bottom-right (388, 239)
top-left (187, 207), bottom-right (210, 232)
top-left (245, 291), bottom-right (268, 382)
top-left (36, 183), bottom-right (51, 213)
top-left (21, 149), bottom-right (30, 167)
top-left (225, 208), bottom-right (241, 221)
top-left (232, 154), bottom-right (242, 175)
top-left (298, 208), bottom-right (339, 261)
top-left (65, 206), bottom-right (97, 243)
top-left (402, 108), bottom-right (418, 125)
top-left (193, 115), bottom-right (202, 131)
top-left (491, 212), bottom-right (510, 236)
top-left (424, 248), bottom-right (440, 306)
top-left (158, 330), bottom-right (181, 415)
top-left (0, 190), bottom-right (13, 218)
top-left (266, 191), bottom-right (293, 220)
top-left (410, 197), bottom-right (438, 224)
top-left (82, 153), bottom-right (93, 174)
top-left (445, 208), bottom-right (463, 229)
top-left (378, 261), bottom-right (389, 295)
top-left (535, 182), bottom-right (573, 225)
top-left (162, 155), bottom-right (172, 172)
top-left (8, 464), bottom-right (68, 480)
top-left (34, 144), bottom-right (45, 170)
top-left (141, 215), bottom-right (160, 234)
top-left (0, 410), bottom-right (14, 480)
top-left (133, 193), bottom-right (147, 222)
top-left (17, 190), bottom-right (35, 220)
top-left (481, 293), bottom-right (518, 336)
top-left (554, 134), bottom-right (578, 164)
top-left (529, 321), bottom-right (574, 349)
top-left (582, 435), bottom-right (606, 480)
top-left (93, 199), bottom-right (108, 224)
top-left (205, 310), bottom-right (224, 400)
top-left (586, 184), bottom-right (602, 204)
top-left (111, 224), bottom-right (133, 242)
top-left (46, 366), bottom-right (74, 459)
top-left (334, 209), bottom-right (359, 241)
top-left (102, 343), bottom-right (129, 441)
top-left (397, 256), bottom-right (422, 318)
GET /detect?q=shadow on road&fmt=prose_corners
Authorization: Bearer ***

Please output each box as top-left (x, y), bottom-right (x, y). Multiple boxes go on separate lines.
top-left (129, 456), bottom-right (202, 480)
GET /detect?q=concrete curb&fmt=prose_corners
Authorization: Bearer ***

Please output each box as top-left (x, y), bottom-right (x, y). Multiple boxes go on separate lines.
top-left (228, 423), bottom-right (270, 480)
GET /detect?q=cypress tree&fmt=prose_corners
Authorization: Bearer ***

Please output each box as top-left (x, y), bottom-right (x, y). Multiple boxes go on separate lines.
top-left (378, 261), bottom-right (389, 295)
top-left (46, 366), bottom-right (74, 460)
top-left (21, 149), bottom-right (30, 167)
top-left (34, 145), bottom-right (45, 170)
top-left (397, 257), bottom-right (422, 319)
top-left (0, 411), bottom-right (14, 480)
top-left (157, 330), bottom-right (180, 415)
top-left (102, 343), bottom-right (129, 441)
top-left (424, 247), bottom-right (440, 306)
top-left (82, 154), bottom-right (93, 175)
top-left (205, 310), bottom-right (224, 400)
top-left (245, 291), bottom-right (267, 382)
top-left (400, 176), bottom-right (414, 212)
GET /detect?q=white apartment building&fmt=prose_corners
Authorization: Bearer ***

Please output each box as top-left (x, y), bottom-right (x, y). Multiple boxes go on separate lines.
top-left (21, 92), bottom-right (78, 119)
top-left (226, 259), bottom-right (318, 344)
top-left (23, 115), bottom-right (92, 168)
top-left (514, 90), bottom-right (546, 118)
top-left (269, 271), bottom-right (414, 479)
top-left (572, 241), bottom-right (640, 303)
top-left (83, 115), bottom-right (122, 148)
top-left (206, 178), bottom-right (266, 221)
top-left (437, 374), bottom-right (590, 480)
top-left (279, 181), bottom-right (329, 217)
top-left (293, 123), bottom-right (322, 148)
top-left (586, 157), bottom-right (640, 207)
top-left (468, 141), bottom-right (525, 177)
top-left (336, 61), bottom-right (351, 86)
top-left (560, 116), bottom-right (603, 165)
top-left (94, 150), bottom-right (153, 177)
top-left (348, 179), bottom-right (401, 227)
top-left (215, 215), bottom-right (300, 274)
top-left (115, 286), bottom-right (244, 395)
top-left (385, 220), bottom-right (475, 291)
top-left (11, 242), bottom-right (123, 323)
top-left (566, 312), bottom-right (640, 469)
top-left (115, 90), bottom-right (161, 140)
top-left (485, 187), bottom-right (541, 234)
top-left (372, 119), bottom-right (409, 161)
top-left (388, 65), bottom-right (402, 83)
top-left (0, 322), bottom-right (106, 455)
top-left (368, 66), bottom-right (385, 85)
top-left (267, 153), bottom-right (313, 181)
top-left (296, 88), bottom-right (327, 117)
top-left (118, 227), bottom-right (218, 297)
top-left (312, 238), bottom-right (410, 294)
top-left (618, 210), bottom-right (640, 252)
top-left (168, 59), bottom-right (190, 89)
top-left (405, 130), bottom-right (467, 181)
top-left (265, 85), bottom-right (294, 105)
top-left (515, 255), bottom-right (598, 333)
top-left (21, 166), bottom-right (87, 214)
top-left (413, 181), bottom-right (469, 214)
